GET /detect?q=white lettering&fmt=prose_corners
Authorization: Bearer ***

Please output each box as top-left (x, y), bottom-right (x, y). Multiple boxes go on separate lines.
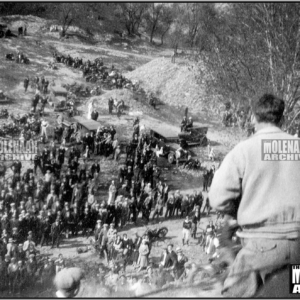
top-left (263, 142), bottom-right (272, 154)
top-left (293, 268), bottom-right (300, 284)
top-left (271, 154), bottom-right (278, 160)
top-left (279, 154), bottom-right (286, 160)
top-left (292, 285), bottom-right (300, 293)
top-left (294, 141), bottom-right (300, 154)
top-left (272, 141), bottom-right (278, 153)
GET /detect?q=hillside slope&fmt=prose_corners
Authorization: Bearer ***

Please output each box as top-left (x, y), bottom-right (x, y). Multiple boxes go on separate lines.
top-left (125, 57), bottom-right (211, 112)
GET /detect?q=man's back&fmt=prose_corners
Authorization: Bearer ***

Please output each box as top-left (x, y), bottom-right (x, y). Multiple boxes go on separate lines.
top-left (209, 126), bottom-right (300, 239)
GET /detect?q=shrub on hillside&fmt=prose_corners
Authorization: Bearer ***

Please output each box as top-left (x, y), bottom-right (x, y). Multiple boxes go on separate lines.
top-left (125, 65), bottom-right (135, 71)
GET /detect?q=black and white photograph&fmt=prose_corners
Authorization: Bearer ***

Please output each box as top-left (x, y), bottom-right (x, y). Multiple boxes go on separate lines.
top-left (0, 1), bottom-right (300, 298)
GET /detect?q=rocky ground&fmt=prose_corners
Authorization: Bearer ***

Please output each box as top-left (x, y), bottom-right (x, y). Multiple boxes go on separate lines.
top-left (0, 15), bottom-right (247, 298)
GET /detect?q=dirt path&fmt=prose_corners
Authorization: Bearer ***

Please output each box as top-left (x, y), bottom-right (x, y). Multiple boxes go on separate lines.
top-left (49, 40), bottom-right (156, 61)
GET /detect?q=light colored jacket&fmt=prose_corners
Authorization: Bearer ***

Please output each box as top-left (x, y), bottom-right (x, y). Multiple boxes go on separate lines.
top-left (209, 126), bottom-right (300, 239)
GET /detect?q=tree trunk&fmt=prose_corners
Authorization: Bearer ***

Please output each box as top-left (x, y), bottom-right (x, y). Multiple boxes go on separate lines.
top-left (150, 25), bottom-right (155, 44)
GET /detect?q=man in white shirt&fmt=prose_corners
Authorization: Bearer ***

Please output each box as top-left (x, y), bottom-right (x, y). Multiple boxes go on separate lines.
top-left (41, 119), bottom-right (49, 141)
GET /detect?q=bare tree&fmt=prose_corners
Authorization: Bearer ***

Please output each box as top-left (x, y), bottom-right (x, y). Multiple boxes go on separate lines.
top-left (117, 3), bottom-right (150, 36)
top-left (198, 3), bottom-right (300, 127)
top-left (145, 4), bottom-right (164, 44)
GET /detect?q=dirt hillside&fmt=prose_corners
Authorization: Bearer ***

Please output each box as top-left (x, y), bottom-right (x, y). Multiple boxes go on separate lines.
top-left (125, 57), bottom-right (210, 112)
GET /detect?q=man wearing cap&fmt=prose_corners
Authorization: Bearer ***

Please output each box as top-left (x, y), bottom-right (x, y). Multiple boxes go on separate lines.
top-left (9, 213), bottom-right (19, 231)
top-left (26, 253), bottom-right (37, 286)
top-left (62, 205), bottom-right (74, 239)
top-left (11, 227), bottom-right (20, 245)
top-left (165, 193), bottom-right (175, 218)
top-left (98, 203), bottom-right (108, 224)
top-left (16, 260), bottom-right (26, 294)
top-left (81, 207), bottom-right (91, 237)
top-left (175, 247), bottom-right (188, 280)
top-left (7, 238), bottom-right (17, 258)
top-left (1, 213), bottom-right (10, 233)
top-left (71, 183), bottom-right (82, 207)
top-left (16, 243), bottom-right (26, 261)
top-left (12, 159), bottom-right (22, 175)
top-left (40, 216), bottom-right (52, 247)
top-left (5, 187), bottom-right (14, 207)
top-left (17, 200), bottom-right (25, 215)
top-left (164, 244), bottom-right (178, 271)
top-left (182, 215), bottom-right (192, 246)
top-left (7, 257), bottom-right (18, 294)
top-left (71, 206), bottom-right (80, 237)
top-left (55, 253), bottom-right (65, 274)
top-left (54, 267), bottom-right (84, 297)
top-left (94, 220), bottom-right (102, 242)
top-left (3, 254), bottom-right (10, 290)
top-left (23, 234), bottom-right (36, 253)
top-left (152, 193), bottom-right (163, 221)
top-left (97, 223), bottom-right (109, 262)
top-left (46, 189), bottom-right (58, 210)
top-left (51, 218), bottom-right (62, 248)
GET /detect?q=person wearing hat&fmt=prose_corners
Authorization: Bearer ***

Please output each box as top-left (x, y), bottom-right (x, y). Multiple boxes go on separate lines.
top-left (40, 118), bottom-right (49, 142)
top-left (174, 247), bottom-right (188, 280)
top-left (152, 193), bottom-right (163, 221)
top-left (62, 206), bottom-right (73, 239)
top-left (159, 247), bottom-right (168, 268)
top-left (71, 206), bottom-right (80, 237)
top-left (40, 216), bottom-right (52, 247)
top-left (164, 244), bottom-right (178, 271)
top-left (55, 253), bottom-right (65, 274)
top-left (136, 239), bottom-right (149, 272)
top-left (186, 116), bottom-right (193, 131)
top-left (94, 219), bottom-right (102, 242)
top-left (16, 243), bottom-right (26, 262)
top-left (16, 259), bottom-right (26, 294)
top-left (7, 237), bottom-right (17, 259)
top-left (165, 193), bottom-right (175, 219)
top-left (54, 267), bottom-right (84, 298)
top-left (71, 182), bottom-right (83, 207)
top-left (51, 218), bottom-right (62, 248)
top-left (7, 257), bottom-right (18, 294)
top-left (23, 234), bottom-right (36, 253)
top-left (26, 253), bottom-right (37, 286)
top-left (11, 227), bottom-right (20, 244)
top-left (81, 207), bottom-right (91, 237)
top-left (107, 223), bottom-right (115, 240)
top-left (180, 116), bottom-right (188, 132)
top-left (182, 215), bottom-right (192, 246)
top-left (98, 203), bottom-right (108, 224)
top-left (3, 254), bottom-right (11, 289)
top-left (97, 224), bottom-right (109, 264)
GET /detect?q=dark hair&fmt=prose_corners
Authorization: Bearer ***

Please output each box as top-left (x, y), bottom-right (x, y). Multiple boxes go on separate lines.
top-left (251, 94), bottom-right (285, 125)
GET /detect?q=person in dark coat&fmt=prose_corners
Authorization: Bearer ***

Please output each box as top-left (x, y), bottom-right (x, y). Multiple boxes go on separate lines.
top-left (91, 109), bottom-right (99, 121)
top-left (40, 217), bottom-right (51, 247)
top-left (24, 77), bottom-right (29, 92)
top-left (202, 168), bottom-right (209, 192)
top-left (50, 218), bottom-right (62, 248)
top-left (164, 244), bottom-right (178, 270)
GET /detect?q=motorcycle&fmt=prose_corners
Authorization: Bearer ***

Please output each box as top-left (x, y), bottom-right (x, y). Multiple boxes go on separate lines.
top-left (144, 226), bottom-right (168, 244)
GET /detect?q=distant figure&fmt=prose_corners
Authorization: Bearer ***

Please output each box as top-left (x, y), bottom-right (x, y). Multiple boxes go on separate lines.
top-left (171, 49), bottom-right (176, 63)
top-left (18, 27), bottom-right (23, 36)
top-left (91, 108), bottom-right (99, 121)
top-left (209, 148), bottom-right (215, 161)
top-left (87, 100), bottom-right (94, 120)
top-left (24, 77), bottom-right (29, 92)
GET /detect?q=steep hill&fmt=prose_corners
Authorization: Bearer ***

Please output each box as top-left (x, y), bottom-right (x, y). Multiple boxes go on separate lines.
top-left (125, 57), bottom-right (211, 112)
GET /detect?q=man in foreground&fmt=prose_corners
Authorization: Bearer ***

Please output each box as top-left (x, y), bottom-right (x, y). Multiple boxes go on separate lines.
top-left (209, 94), bottom-right (300, 297)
